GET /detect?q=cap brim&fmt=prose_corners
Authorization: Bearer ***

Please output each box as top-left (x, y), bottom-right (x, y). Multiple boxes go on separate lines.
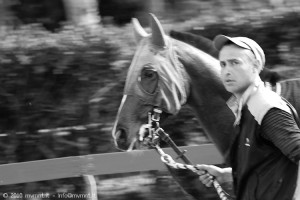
top-left (213, 35), bottom-right (251, 51)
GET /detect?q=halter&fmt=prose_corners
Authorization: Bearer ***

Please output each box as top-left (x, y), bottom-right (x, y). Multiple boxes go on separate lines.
top-left (139, 107), bottom-right (162, 147)
top-left (140, 107), bottom-right (233, 200)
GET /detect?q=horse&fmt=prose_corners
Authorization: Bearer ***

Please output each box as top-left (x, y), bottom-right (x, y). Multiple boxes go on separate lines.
top-left (112, 14), bottom-right (300, 199)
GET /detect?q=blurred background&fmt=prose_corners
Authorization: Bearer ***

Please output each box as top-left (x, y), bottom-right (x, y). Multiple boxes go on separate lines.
top-left (0, 0), bottom-right (300, 199)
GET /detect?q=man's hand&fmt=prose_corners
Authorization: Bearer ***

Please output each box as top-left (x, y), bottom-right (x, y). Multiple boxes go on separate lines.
top-left (196, 165), bottom-right (233, 187)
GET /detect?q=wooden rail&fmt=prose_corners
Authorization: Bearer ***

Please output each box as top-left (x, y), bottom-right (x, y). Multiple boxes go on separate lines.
top-left (0, 144), bottom-right (222, 185)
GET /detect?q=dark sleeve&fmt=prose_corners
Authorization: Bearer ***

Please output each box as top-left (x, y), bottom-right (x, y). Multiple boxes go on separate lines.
top-left (261, 107), bottom-right (300, 163)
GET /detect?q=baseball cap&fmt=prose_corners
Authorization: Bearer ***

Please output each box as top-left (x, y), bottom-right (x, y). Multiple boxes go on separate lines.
top-left (213, 35), bottom-right (265, 68)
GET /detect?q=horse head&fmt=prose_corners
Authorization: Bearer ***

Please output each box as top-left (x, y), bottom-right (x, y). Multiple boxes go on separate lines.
top-left (112, 13), bottom-right (236, 157)
top-left (112, 14), bottom-right (191, 151)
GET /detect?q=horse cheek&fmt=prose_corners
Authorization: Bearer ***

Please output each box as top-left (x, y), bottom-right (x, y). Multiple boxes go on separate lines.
top-left (120, 96), bottom-right (150, 140)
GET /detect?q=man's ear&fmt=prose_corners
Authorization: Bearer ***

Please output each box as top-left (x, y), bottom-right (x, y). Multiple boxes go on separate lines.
top-left (253, 59), bottom-right (262, 73)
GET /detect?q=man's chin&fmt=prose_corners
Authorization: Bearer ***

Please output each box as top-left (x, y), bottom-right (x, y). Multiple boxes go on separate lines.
top-left (224, 86), bottom-right (236, 94)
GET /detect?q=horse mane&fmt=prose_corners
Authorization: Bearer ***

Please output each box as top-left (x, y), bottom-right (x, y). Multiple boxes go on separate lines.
top-left (170, 30), bottom-right (219, 59)
top-left (170, 30), bottom-right (281, 85)
top-left (168, 33), bottom-right (231, 102)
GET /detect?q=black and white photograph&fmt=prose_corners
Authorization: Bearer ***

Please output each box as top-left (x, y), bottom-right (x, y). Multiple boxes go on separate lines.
top-left (1, 0), bottom-right (300, 200)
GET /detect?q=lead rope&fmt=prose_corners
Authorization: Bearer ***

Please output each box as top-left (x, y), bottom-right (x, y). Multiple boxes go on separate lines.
top-left (146, 108), bottom-right (232, 200)
top-left (153, 129), bottom-right (231, 200)
top-left (155, 145), bottom-right (230, 200)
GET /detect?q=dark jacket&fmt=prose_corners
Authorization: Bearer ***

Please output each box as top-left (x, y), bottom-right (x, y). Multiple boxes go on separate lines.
top-left (227, 84), bottom-right (299, 200)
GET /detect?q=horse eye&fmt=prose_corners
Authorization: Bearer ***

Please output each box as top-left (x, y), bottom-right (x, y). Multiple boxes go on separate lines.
top-left (143, 70), bottom-right (155, 79)
top-left (139, 68), bottom-right (158, 94)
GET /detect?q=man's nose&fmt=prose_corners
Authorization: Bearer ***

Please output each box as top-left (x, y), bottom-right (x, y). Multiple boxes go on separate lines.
top-left (225, 70), bottom-right (231, 76)
top-left (222, 66), bottom-right (231, 76)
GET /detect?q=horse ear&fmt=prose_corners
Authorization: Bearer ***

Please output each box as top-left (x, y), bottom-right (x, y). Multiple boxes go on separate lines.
top-left (149, 13), bottom-right (166, 48)
top-left (132, 18), bottom-right (149, 44)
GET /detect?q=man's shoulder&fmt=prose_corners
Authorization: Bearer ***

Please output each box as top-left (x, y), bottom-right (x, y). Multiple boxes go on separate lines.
top-left (246, 86), bottom-right (291, 125)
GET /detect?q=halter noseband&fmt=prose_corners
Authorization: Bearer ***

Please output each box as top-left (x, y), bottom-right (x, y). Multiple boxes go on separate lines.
top-left (141, 107), bottom-right (163, 147)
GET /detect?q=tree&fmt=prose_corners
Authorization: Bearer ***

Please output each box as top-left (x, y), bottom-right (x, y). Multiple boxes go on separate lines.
top-left (0, 0), bottom-right (19, 34)
top-left (63, 0), bottom-right (100, 28)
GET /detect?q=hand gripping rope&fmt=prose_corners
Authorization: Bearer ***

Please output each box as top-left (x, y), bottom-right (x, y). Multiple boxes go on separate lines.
top-left (155, 143), bottom-right (230, 200)
top-left (146, 108), bottom-right (232, 200)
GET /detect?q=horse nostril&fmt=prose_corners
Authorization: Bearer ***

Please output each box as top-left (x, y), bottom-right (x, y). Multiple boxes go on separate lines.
top-left (116, 128), bottom-right (127, 140)
top-left (115, 129), bottom-right (128, 150)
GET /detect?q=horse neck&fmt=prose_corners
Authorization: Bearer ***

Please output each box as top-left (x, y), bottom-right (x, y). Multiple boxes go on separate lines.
top-left (174, 40), bottom-right (235, 156)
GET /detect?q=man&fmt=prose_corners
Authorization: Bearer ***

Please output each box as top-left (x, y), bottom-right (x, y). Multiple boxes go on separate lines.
top-left (197, 35), bottom-right (300, 200)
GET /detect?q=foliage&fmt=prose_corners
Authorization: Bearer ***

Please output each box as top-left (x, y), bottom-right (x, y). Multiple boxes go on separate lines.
top-left (188, 12), bottom-right (300, 69)
top-left (0, 24), bottom-right (135, 132)
top-left (1, 9), bottom-right (300, 139)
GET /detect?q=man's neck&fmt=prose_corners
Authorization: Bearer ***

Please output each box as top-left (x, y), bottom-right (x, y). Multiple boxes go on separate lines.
top-left (234, 76), bottom-right (262, 101)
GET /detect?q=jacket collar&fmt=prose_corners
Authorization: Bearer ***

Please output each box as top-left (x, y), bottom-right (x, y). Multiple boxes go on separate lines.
top-left (227, 77), bottom-right (263, 126)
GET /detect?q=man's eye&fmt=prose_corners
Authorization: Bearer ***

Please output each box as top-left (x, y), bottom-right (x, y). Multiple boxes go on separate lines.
top-left (220, 62), bottom-right (226, 68)
top-left (232, 60), bottom-right (239, 65)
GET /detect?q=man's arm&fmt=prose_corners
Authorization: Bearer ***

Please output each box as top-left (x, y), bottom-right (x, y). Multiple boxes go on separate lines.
top-left (262, 108), bottom-right (300, 199)
top-left (261, 108), bottom-right (300, 163)
top-left (293, 161), bottom-right (300, 200)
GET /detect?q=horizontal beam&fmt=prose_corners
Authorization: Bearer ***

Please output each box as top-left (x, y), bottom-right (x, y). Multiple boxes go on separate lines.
top-left (0, 123), bottom-right (112, 137)
top-left (0, 144), bottom-right (223, 185)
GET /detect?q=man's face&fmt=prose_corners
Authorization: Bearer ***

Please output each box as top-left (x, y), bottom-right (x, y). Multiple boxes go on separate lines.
top-left (219, 45), bottom-right (257, 97)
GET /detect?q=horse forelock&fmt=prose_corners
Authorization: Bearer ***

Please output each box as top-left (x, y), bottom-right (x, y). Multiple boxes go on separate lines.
top-left (124, 36), bottom-right (189, 114)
